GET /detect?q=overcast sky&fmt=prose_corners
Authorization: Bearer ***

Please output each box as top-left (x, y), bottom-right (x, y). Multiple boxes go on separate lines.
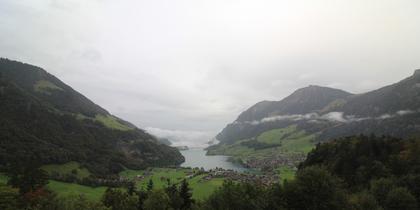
top-left (1, 0), bottom-right (420, 146)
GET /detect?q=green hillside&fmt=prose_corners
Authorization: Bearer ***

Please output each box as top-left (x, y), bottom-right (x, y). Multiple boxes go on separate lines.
top-left (47, 181), bottom-right (109, 201)
top-left (41, 162), bottom-right (91, 180)
top-left (208, 125), bottom-right (315, 163)
top-left (215, 70), bottom-right (420, 151)
top-left (119, 168), bottom-right (224, 200)
top-left (0, 173), bottom-right (8, 184)
top-left (0, 58), bottom-right (184, 175)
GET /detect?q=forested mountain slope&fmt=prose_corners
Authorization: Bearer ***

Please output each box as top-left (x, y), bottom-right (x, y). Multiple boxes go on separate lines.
top-left (0, 58), bottom-right (184, 175)
top-left (209, 70), bottom-right (420, 167)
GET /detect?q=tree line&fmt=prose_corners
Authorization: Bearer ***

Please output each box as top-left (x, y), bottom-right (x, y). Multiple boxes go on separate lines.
top-left (1, 135), bottom-right (420, 210)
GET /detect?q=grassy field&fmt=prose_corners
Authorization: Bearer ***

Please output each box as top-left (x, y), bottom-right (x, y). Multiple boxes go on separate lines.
top-left (0, 173), bottom-right (8, 184)
top-left (120, 168), bottom-right (190, 189)
top-left (207, 125), bottom-right (315, 176)
top-left (120, 168), bottom-right (224, 200)
top-left (277, 166), bottom-right (296, 182)
top-left (1, 166), bottom-right (223, 201)
top-left (23, 162), bottom-right (223, 201)
top-left (47, 180), bottom-right (108, 201)
top-left (95, 114), bottom-right (133, 131)
top-left (41, 161), bottom-right (91, 179)
top-left (188, 175), bottom-right (224, 200)
top-left (1, 172), bottom-right (114, 202)
top-left (47, 167), bottom-right (224, 201)
top-left (74, 114), bottom-right (133, 131)
top-left (34, 80), bottom-right (63, 94)
top-left (0, 168), bottom-right (224, 202)
top-left (208, 125), bottom-right (315, 161)
top-left (257, 125), bottom-right (315, 153)
top-left (257, 126), bottom-right (296, 145)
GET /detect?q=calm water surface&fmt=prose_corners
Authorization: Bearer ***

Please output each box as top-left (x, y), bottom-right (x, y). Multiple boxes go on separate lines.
top-left (180, 148), bottom-right (247, 172)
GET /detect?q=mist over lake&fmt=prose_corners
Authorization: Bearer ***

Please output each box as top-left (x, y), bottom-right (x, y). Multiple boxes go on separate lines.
top-left (180, 148), bottom-right (247, 172)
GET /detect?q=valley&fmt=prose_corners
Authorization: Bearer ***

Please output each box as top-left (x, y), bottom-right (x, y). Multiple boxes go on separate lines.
top-left (2, 58), bottom-right (420, 210)
top-left (207, 125), bottom-right (314, 173)
top-left (0, 58), bottom-right (295, 205)
top-left (180, 148), bottom-right (247, 172)
top-left (3, 0), bottom-right (420, 209)
top-left (1, 146), bottom-right (291, 202)
top-left (44, 167), bottom-right (225, 201)
top-left (1, 166), bottom-right (268, 201)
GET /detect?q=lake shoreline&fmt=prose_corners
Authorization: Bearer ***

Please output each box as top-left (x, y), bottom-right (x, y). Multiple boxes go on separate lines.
top-left (180, 148), bottom-right (248, 172)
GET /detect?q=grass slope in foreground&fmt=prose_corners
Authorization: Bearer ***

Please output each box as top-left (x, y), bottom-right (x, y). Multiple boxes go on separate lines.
top-left (119, 168), bottom-right (224, 200)
top-left (41, 161), bottom-right (91, 179)
top-left (0, 173), bottom-right (8, 185)
top-left (47, 181), bottom-right (109, 201)
top-left (32, 165), bottom-right (224, 201)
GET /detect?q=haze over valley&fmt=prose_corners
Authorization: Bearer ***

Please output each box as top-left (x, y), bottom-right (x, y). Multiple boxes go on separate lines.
top-left (2, 1), bottom-right (420, 209)
top-left (2, 0), bottom-right (420, 147)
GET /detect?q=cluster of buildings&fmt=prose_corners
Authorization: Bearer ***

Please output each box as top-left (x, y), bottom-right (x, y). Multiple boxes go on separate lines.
top-left (243, 153), bottom-right (306, 172)
top-left (128, 165), bottom-right (292, 187)
top-left (201, 168), bottom-right (280, 186)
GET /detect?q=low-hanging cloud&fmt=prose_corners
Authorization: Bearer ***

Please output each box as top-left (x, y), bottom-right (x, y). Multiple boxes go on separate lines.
top-left (1, 0), bottom-right (420, 137)
top-left (146, 127), bottom-right (215, 148)
top-left (236, 110), bottom-right (419, 125)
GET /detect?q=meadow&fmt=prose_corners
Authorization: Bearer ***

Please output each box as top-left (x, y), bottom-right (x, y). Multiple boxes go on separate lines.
top-left (41, 161), bottom-right (91, 179)
top-left (47, 180), bottom-right (109, 201)
top-left (22, 166), bottom-right (225, 201)
top-left (119, 168), bottom-right (224, 200)
top-left (277, 166), bottom-right (296, 182)
top-left (207, 125), bottom-right (315, 162)
top-left (0, 173), bottom-right (8, 184)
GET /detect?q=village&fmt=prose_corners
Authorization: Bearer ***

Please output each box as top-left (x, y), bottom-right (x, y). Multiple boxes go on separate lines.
top-left (243, 153), bottom-right (306, 172)
top-left (130, 166), bottom-right (282, 187)
top-left (201, 168), bottom-right (280, 186)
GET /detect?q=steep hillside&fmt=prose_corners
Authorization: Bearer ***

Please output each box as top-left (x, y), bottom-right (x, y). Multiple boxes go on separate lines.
top-left (329, 70), bottom-right (420, 116)
top-left (0, 58), bottom-right (184, 175)
top-left (316, 70), bottom-right (420, 141)
top-left (236, 86), bottom-right (352, 122)
top-left (216, 86), bottom-right (352, 144)
top-left (209, 70), bottom-right (420, 169)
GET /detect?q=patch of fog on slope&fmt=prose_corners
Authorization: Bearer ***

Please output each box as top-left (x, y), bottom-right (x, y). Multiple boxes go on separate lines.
top-left (234, 109), bottom-right (420, 125)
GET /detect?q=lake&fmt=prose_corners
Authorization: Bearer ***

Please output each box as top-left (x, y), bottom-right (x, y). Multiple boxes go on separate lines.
top-left (180, 148), bottom-right (247, 172)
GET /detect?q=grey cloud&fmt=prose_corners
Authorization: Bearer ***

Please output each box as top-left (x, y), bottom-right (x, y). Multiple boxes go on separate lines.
top-left (146, 127), bottom-right (215, 148)
top-left (237, 110), bottom-right (419, 125)
top-left (1, 0), bottom-right (420, 147)
top-left (397, 110), bottom-right (415, 116)
top-left (49, 0), bottom-right (80, 12)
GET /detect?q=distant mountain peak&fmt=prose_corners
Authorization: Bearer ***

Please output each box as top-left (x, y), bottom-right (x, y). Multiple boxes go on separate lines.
top-left (299, 84), bottom-right (343, 90)
top-left (234, 84), bottom-right (351, 123)
top-left (216, 70), bottom-right (420, 145)
top-left (295, 85), bottom-right (345, 93)
top-left (306, 84), bottom-right (324, 88)
top-left (286, 85), bottom-right (352, 103)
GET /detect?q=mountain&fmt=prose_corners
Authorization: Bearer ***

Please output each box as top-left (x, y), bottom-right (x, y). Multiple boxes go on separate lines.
top-left (0, 58), bottom-right (184, 175)
top-left (215, 86), bottom-right (352, 144)
top-left (157, 138), bottom-right (172, 146)
top-left (328, 70), bottom-right (420, 116)
top-left (208, 70), bottom-right (420, 169)
top-left (317, 70), bottom-right (420, 141)
top-left (236, 86), bottom-right (352, 122)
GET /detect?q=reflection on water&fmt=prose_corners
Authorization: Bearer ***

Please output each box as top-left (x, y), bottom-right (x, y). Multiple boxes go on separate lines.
top-left (180, 148), bottom-right (247, 172)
